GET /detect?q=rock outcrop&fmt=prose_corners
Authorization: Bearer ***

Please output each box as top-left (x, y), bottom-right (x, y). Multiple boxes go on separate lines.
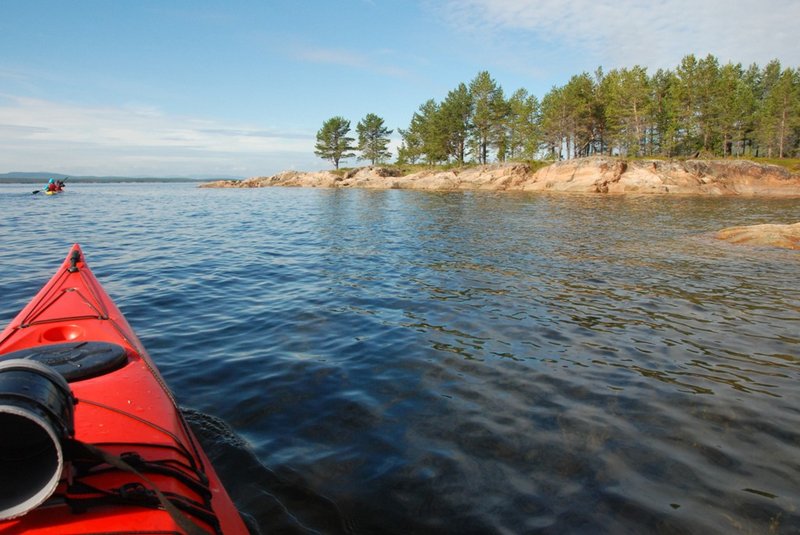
top-left (716, 222), bottom-right (800, 250)
top-left (200, 157), bottom-right (800, 196)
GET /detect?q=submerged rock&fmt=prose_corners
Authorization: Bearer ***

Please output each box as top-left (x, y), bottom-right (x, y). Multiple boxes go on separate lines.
top-left (716, 222), bottom-right (800, 250)
top-left (200, 157), bottom-right (800, 196)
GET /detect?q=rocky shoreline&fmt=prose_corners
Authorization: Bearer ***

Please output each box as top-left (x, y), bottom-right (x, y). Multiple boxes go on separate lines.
top-left (201, 156), bottom-right (800, 196)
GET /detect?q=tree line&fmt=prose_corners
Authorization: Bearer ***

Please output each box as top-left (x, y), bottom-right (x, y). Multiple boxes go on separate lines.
top-left (314, 54), bottom-right (800, 169)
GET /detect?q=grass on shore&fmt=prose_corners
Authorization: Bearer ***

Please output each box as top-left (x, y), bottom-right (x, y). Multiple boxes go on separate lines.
top-left (330, 156), bottom-right (800, 177)
top-left (619, 154), bottom-right (800, 173)
top-left (333, 159), bottom-right (554, 177)
top-left (755, 158), bottom-right (800, 173)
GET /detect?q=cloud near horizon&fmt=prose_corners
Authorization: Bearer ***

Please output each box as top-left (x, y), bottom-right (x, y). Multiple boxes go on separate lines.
top-left (0, 94), bottom-right (318, 177)
top-left (440, 0), bottom-right (800, 71)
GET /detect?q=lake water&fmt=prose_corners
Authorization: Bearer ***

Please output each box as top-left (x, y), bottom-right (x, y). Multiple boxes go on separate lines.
top-left (0, 182), bottom-right (798, 534)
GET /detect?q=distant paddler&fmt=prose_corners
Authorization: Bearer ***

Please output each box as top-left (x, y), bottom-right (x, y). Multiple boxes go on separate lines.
top-left (33, 177), bottom-right (67, 195)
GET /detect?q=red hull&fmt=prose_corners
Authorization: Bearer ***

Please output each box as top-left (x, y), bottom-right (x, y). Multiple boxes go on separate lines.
top-left (0, 245), bottom-right (248, 534)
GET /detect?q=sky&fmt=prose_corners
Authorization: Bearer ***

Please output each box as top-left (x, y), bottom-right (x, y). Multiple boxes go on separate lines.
top-left (1, 0), bottom-right (798, 178)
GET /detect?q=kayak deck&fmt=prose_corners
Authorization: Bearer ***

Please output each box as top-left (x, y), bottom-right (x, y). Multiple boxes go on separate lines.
top-left (0, 245), bottom-right (248, 534)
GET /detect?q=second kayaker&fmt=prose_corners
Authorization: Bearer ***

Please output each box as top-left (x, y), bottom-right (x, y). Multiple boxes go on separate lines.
top-left (44, 178), bottom-right (64, 193)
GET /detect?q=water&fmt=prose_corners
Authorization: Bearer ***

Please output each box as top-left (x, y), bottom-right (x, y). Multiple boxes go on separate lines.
top-left (1, 183), bottom-right (798, 534)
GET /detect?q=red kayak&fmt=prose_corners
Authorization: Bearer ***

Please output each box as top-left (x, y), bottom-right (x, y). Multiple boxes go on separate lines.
top-left (0, 245), bottom-right (248, 534)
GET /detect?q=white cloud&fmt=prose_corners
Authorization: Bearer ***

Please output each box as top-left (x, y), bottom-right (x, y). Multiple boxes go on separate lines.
top-left (439, 0), bottom-right (800, 70)
top-left (293, 46), bottom-right (412, 78)
top-left (0, 94), bottom-right (319, 177)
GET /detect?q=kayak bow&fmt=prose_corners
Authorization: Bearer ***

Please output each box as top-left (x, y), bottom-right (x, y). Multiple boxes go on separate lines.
top-left (0, 245), bottom-right (248, 534)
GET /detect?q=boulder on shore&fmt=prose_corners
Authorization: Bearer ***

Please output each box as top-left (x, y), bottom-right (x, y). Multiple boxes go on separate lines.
top-left (200, 156), bottom-right (800, 196)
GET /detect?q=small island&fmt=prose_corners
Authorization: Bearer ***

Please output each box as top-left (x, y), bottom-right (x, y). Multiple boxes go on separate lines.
top-left (203, 55), bottom-right (800, 249)
top-left (204, 55), bottom-right (799, 198)
top-left (200, 156), bottom-right (800, 196)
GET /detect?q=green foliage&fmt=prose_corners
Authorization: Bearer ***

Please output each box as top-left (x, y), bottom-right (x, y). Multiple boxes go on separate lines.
top-left (562, 73), bottom-right (597, 157)
top-left (506, 88), bottom-right (540, 160)
top-left (398, 99), bottom-right (448, 165)
top-left (522, 60), bottom-right (794, 159)
top-left (314, 116), bottom-right (356, 169)
top-left (318, 56), bottom-right (800, 167)
top-left (440, 83), bottom-right (473, 164)
top-left (755, 63), bottom-right (800, 158)
top-left (469, 71), bottom-right (505, 164)
top-left (758, 157), bottom-right (800, 173)
top-left (602, 66), bottom-right (651, 156)
top-left (356, 113), bottom-right (393, 165)
top-left (539, 86), bottom-right (569, 159)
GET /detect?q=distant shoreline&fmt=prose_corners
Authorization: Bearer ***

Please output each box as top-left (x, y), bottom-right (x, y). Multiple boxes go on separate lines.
top-left (0, 177), bottom-right (215, 184)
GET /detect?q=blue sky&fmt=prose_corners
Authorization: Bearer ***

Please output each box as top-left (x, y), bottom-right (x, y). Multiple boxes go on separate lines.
top-left (2, 0), bottom-right (798, 178)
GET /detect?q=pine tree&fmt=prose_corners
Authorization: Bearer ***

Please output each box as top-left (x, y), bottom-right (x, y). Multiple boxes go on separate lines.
top-left (603, 66), bottom-right (652, 156)
top-left (399, 100), bottom-right (447, 165)
top-left (356, 113), bottom-right (393, 165)
top-left (506, 88), bottom-right (540, 160)
top-left (674, 54), bottom-right (701, 155)
top-left (651, 68), bottom-right (680, 156)
top-left (695, 55), bottom-right (722, 153)
top-left (439, 83), bottom-right (473, 164)
top-left (562, 73), bottom-right (595, 158)
top-left (469, 71), bottom-right (503, 164)
top-left (716, 63), bottom-right (755, 157)
top-left (396, 125), bottom-right (422, 164)
top-left (540, 86), bottom-right (569, 159)
top-left (314, 116), bottom-right (356, 169)
top-left (491, 87), bottom-right (510, 162)
top-left (740, 63), bottom-right (763, 156)
top-left (754, 64), bottom-right (800, 158)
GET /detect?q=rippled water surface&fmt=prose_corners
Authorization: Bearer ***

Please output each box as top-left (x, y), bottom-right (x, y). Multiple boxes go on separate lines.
top-left (1, 183), bottom-right (798, 534)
